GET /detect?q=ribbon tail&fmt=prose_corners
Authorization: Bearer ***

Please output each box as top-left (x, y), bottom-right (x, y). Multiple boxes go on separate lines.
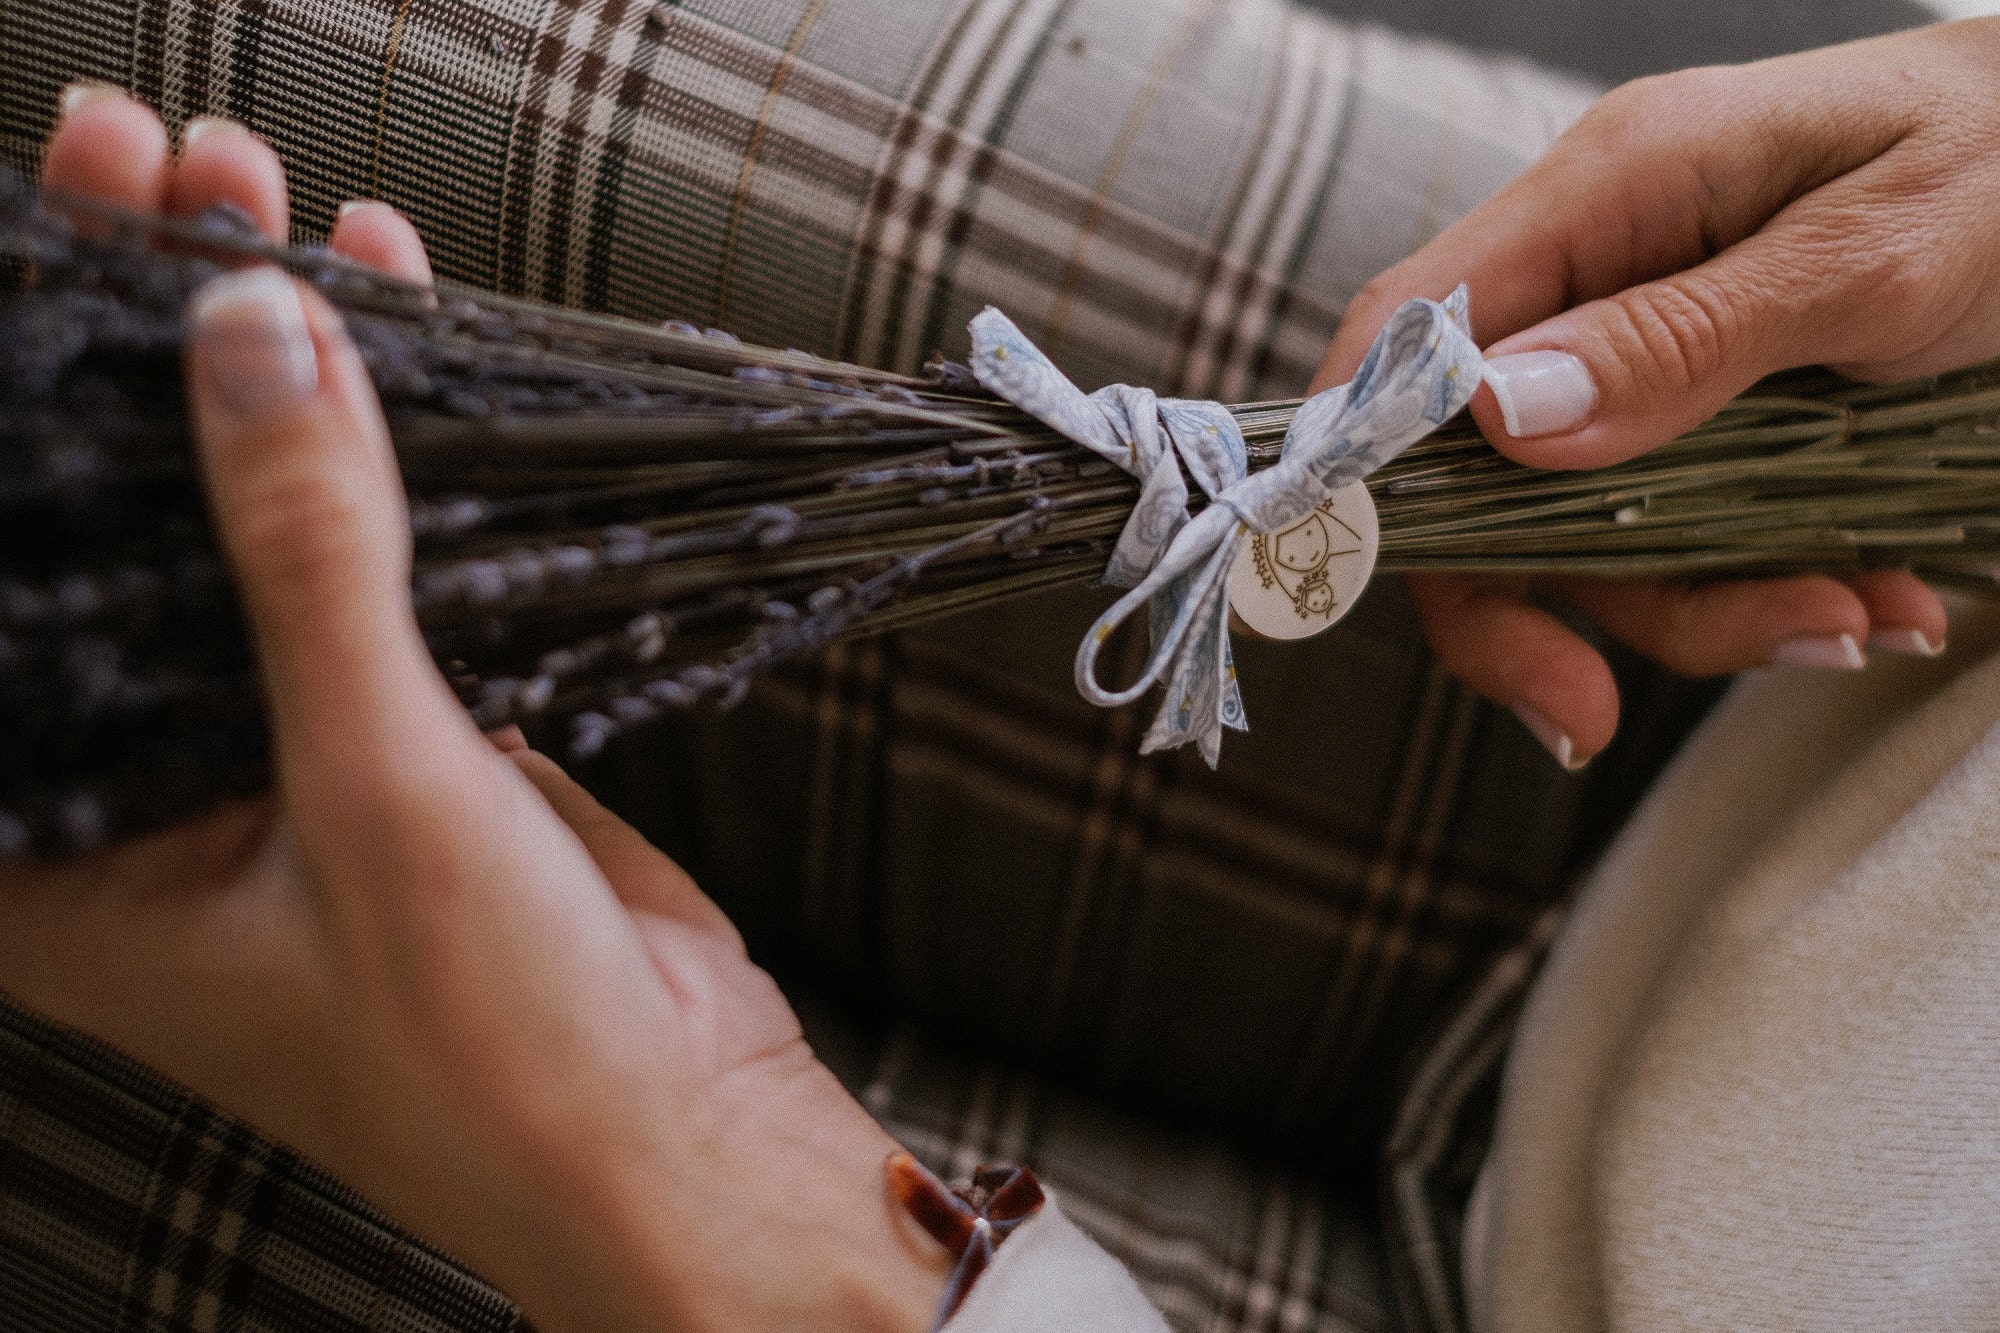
top-left (1137, 535), bottom-right (1244, 766)
top-left (1220, 634), bottom-right (1246, 736)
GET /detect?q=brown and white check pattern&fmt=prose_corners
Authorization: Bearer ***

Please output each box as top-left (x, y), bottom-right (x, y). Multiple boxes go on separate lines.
top-left (1377, 909), bottom-right (1567, 1333)
top-left (0, 997), bottom-right (530, 1333)
top-left (5, 0), bottom-right (1595, 401)
top-left (0, 982), bottom-right (1402, 1333)
top-left (1, 2), bottom-right (1729, 1329)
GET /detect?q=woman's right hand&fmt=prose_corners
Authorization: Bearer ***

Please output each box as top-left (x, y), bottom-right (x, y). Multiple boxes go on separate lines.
top-left (2, 87), bottom-right (948, 1333)
top-left (1319, 19), bottom-right (2000, 768)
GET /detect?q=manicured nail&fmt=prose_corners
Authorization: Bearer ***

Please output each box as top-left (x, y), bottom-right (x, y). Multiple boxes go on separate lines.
top-left (188, 269), bottom-right (319, 416)
top-left (1769, 632), bottom-right (1865, 671)
top-left (1482, 351), bottom-right (1598, 438)
top-left (181, 114), bottom-right (247, 150)
top-left (1510, 703), bottom-right (1588, 772)
top-left (1868, 628), bottom-right (1943, 659)
top-left (59, 82), bottom-right (127, 121)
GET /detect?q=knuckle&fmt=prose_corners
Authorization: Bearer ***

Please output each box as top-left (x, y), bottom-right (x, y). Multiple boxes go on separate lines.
top-left (1575, 68), bottom-right (1734, 151)
top-left (224, 462), bottom-right (384, 597)
top-left (1784, 211), bottom-right (1942, 351)
top-left (1845, 234), bottom-right (1939, 333)
top-left (1605, 275), bottom-right (1738, 394)
top-left (1574, 79), bottom-right (1655, 144)
top-left (1348, 268), bottom-right (1419, 324)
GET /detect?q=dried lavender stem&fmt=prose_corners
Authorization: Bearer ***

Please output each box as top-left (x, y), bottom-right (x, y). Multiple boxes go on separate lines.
top-left (7, 165), bottom-right (2000, 855)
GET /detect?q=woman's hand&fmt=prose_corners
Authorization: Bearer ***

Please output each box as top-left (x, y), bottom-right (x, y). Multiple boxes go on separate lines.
top-left (1319, 20), bottom-right (2000, 768)
top-left (0, 87), bottom-right (946, 1333)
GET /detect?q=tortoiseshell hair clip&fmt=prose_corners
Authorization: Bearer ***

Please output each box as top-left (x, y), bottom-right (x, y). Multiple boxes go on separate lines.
top-left (886, 1151), bottom-right (1047, 1332)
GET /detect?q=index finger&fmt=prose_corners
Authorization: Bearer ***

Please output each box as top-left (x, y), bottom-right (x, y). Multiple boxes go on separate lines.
top-left (1313, 54), bottom-right (1906, 389)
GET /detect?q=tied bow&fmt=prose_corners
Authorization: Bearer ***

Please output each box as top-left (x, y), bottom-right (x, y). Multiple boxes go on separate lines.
top-left (970, 288), bottom-right (1484, 765)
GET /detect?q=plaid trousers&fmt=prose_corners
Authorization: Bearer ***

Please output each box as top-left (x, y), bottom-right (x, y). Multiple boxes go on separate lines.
top-left (0, 1), bottom-right (1728, 1329)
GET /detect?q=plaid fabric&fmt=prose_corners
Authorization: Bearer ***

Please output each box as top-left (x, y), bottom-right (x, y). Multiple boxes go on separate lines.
top-left (0, 0), bottom-right (1688, 1167)
top-left (612, 588), bottom-right (1722, 1168)
top-left (0, 1), bottom-right (1733, 1328)
top-left (1376, 908), bottom-right (1564, 1333)
top-left (0, 0), bottom-right (1595, 400)
top-left (0, 980), bottom-right (1403, 1333)
top-left (808, 989), bottom-right (1397, 1333)
top-left (0, 996), bottom-right (530, 1333)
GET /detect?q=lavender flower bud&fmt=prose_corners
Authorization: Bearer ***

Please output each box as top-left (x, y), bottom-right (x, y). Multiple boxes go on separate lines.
top-left (517, 675), bottom-right (557, 714)
top-left (410, 496), bottom-right (489, 538)
top-left (0, 809), bottom-right (27, 858)
top-left (538, 648), bottom-right (581, 677)
top-left (59, 793), bottom-right (107, 852)
top-left (643, 678), bottom-right (692, 709)
top-left (610, 695), bottom-right (655, 725)
top-left (570, 712), bottom-right (616, 759)
top-left (743, 505), bottom-right (801, 548)
top-left (499, 550), bottom-right (545, 594)
top-left (474, 678), bottom-right (522, 725)
top-left (679, 664), bottom-right (722, 696)
top-left (601, 526), bottom-right (652, 567)
top-left (460, 560), bottom-right (510, 606)
top-left (546, 545), bottom-right (596, 583)
top-left (194, 201), bottom-right (261, 241)
top-left (0, 581), bottom-right (50, 626)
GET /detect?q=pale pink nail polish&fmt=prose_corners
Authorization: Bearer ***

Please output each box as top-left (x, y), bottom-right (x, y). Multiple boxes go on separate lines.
top-left (181, 115), bottom-right (247, 150)
top-left (1482, 351), bottom-right (1598, 438)
top-left (1769, 633), bottom-right (1865, 671)
top-left (188, 269), bottom-right (319, 417)
top-left (1510, 703), bottom-right (1589, 771)
top-left (59, 82), bottom-right (127, 122)
top-left (1868, 628), bottom-right (1943, 658)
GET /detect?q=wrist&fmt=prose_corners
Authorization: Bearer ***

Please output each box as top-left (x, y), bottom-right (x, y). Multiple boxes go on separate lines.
top-left (513, 1067), bottom-right (950, 1333)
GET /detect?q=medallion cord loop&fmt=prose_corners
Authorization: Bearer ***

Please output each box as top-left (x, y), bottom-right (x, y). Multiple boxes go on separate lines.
top-left (970, 288), bottom-right (1487, 764)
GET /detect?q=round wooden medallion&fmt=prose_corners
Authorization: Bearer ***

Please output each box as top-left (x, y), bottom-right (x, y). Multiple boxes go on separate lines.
top-left (1227, 481), bottom-right (1379, 641)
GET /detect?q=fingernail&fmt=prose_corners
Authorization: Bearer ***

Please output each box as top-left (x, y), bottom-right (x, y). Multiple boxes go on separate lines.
top-left (188, 269), bottom-right (319, 416)
top-left (181, 114), bottom-right (247, 150)
top-left (337, 200), bottom-right (378, 220)
top-left (59, 81), bottom-right (127, 121)
top-left (1769, 632), bottom-right (1865, 671)
top-left (1482, 351), bottom-right (1598, 438)
top-left (1868, 628), bottom-right (1943, 659)
top-left (1510, 703), bottom-right (1589, 772)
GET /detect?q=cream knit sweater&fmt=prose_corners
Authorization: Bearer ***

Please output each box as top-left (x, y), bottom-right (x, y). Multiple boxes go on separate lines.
top-left (946, 609), bottom-right (2000, 1332)
top-left (1468, 605), bottom-right (2000, 1330)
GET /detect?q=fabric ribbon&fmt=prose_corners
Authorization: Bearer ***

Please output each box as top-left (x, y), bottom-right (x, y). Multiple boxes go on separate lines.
top-left (969, 287), bottom-right (1484, 766)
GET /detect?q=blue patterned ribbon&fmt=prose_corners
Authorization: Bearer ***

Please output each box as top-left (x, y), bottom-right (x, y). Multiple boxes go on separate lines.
top-left (970, 287), bottom-right (1484, 766)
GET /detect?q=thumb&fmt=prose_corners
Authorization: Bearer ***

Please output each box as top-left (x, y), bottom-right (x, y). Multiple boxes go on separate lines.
top-left (1470, 214), bottom-right (1879, 470)
top-left (185, 269), bottom-right (481, 811)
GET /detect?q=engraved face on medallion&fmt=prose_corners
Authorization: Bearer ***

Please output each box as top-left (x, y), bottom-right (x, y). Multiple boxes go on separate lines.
top-left (1227, 481), bottom-right (1380, 641)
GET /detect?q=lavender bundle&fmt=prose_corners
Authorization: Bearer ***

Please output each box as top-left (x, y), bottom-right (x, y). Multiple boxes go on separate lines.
top-left (5, 167), bottom-right (2000, 857)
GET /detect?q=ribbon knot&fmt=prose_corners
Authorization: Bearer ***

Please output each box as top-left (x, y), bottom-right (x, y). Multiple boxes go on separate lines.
top-left (971, 287), bottom-right (1484, 766)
